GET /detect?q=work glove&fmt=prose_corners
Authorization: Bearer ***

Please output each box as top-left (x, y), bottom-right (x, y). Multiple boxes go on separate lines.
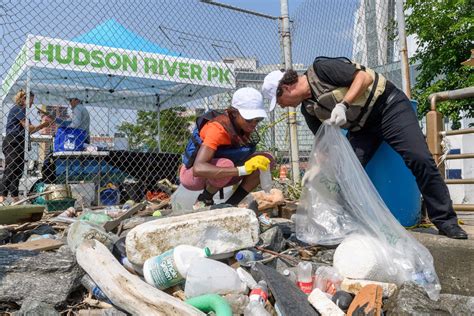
top-left (329, 103), bottom-right (348, 127)
top-left (237, 155), bottom-right (271, 176)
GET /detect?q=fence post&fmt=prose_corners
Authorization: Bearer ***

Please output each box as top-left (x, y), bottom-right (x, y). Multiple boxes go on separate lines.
top-left (395, 0), bottom-right (412, 99)
top-left (280, 0), bottom-right (300, 184)
top-left (426, 101), bottom-right (445, 178)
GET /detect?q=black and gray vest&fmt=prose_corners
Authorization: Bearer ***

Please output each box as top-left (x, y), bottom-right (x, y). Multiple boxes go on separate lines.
top-left (302, 57), bottom-right (387, 131)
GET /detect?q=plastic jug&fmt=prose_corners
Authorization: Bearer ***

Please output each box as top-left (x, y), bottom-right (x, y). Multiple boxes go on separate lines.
top-left (185, 257), bottom-right (247, 298)
top-left (143, 245), bottom-right (210, 290)
top-left (259, 169), bottom-right (272, 193)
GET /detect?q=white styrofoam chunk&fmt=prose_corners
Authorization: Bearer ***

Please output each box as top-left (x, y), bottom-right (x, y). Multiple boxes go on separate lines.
top-left (126, 207), bottom-right (259, 265)
top-left (308, 288), bottom-right (345, 316)
top-left (341, 278), bottom-right (398, 298)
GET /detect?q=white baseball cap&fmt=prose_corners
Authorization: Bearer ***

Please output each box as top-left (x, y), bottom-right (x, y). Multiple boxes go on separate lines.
top-left (262, 70), bottom-right (284, 112)
top-left (231, 87), bottom-right (267, 120)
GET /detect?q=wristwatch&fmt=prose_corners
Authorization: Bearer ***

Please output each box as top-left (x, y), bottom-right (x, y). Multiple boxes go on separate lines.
top-left (342, 100), bottom-right (351, 109)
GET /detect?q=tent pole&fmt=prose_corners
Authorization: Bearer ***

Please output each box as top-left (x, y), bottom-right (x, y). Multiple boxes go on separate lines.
top-left (23, 68), bottom-right (32, 197)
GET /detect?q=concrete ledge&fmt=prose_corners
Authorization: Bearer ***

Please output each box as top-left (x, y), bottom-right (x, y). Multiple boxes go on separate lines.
top-left (410, 231), bottom-right (474, 296)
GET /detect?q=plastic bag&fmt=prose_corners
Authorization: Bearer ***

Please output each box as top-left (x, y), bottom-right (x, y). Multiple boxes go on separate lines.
top-left (296, 123), bottom-right (440, 300)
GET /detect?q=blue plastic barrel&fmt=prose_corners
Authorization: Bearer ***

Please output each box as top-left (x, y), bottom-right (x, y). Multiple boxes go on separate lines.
top-left (365, 100), bottom-right (421, 226)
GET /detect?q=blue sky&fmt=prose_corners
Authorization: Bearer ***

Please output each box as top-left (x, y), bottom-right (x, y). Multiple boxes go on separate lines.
top-left (215, 0), bottom-right (306, 17)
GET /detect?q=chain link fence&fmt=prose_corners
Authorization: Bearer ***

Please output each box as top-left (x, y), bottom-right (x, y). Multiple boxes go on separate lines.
top-left (0, 0), bottom-right (404, 208)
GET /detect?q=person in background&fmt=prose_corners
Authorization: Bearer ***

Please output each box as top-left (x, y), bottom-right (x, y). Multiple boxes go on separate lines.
top-left (262, 56), bottom-right (467, 239)
top-left (55, 97), bottom-right (91, 143)
top-left (0, 90), bottom-right (52, 206)
top-left (180, 87), bottom-right (273, 210)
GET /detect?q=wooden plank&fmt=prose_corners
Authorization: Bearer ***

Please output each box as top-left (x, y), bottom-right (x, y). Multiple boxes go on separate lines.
top-left (0, 238), bottom-right (63, 251)
top-left (102, 202), bottom-right (146, 232)
top-left (76, 239), bottom-right (205, 316)
top-left (253, 262), bottom-right (319, 316)
top-left (0, 205), bottom-right (44, 225)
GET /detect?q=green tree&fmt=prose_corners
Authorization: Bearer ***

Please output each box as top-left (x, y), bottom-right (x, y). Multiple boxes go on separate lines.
top-left (405, 0), bottom-right (473, 127)
top-left (118, 107), bottom-right (194, 153)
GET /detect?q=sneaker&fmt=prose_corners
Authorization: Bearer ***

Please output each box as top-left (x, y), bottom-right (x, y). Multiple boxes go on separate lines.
top-left (193, 200), bottom-right (211, 211)
top-left (438, 224), bottom-right (468, 239)
top-left (192, 193), bottom-right (214, 211)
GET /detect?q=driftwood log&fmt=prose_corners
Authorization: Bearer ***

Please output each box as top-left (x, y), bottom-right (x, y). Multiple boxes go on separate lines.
top-left (76, 239), bottom-right (204, 316)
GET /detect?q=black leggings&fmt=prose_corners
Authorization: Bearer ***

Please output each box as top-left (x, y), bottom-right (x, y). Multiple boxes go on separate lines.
top-left (0, 134), bottom-right (25, 197)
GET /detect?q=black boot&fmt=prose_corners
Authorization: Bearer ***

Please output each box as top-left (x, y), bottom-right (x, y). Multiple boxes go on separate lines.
top-left (438, 223), bottom-right (468, 239)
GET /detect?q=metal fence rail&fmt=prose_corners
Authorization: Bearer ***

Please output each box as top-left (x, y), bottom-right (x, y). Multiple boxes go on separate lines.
top-left (427, 87), bottom-right (474, 212)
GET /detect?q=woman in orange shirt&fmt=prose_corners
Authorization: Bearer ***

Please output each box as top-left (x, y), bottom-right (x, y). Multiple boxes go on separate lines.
top-left (180, 87), bottom-right (274, 209)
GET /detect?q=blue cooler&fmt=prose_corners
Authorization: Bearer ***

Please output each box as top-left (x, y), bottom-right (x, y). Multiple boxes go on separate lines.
top-left (54, 127), bottom-right (87, 152)
top-left (366, 100), bottom-right (421, 227)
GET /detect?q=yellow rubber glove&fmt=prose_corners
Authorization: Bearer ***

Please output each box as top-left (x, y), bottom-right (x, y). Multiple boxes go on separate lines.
top-left (237, 155), bottom-right (271, 176)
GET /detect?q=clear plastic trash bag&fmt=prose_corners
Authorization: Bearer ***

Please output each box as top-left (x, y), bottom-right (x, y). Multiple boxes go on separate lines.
top-left (296, 122), bottom-right (441, 300)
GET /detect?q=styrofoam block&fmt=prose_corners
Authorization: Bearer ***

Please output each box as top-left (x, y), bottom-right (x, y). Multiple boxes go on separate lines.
top-left (308, 288), bottom-right (345, 316)
top-left (126, 207), bottom-right (259, 265)
top-left (341, 278), bottom-right (397, 298)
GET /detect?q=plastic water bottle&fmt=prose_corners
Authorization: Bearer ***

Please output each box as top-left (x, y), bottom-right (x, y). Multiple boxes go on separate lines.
top-left (143, 245), bottom-right (210, 290)
top-left (297, 261), bottom-right (313, 294)
top-left (259, 169), bottom-right (272, 193)
top-left (235, 249), bottom-right (263, 266)
top-left (245, 280), bottom-right (270, 315)
top-left (81, 275), bottom-right (111, 303)
top-left (249, 280), bottom-right (268, 305)
top-left (185, 257), bottom-right (247, 298)
top-left (313, 266), bottom-right (343, 296)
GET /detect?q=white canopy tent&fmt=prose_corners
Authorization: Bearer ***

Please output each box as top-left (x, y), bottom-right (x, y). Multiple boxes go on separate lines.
top-left (1, 34), bottom-right (235, 110)
top-left (1, 33), bottom-right (235, 151)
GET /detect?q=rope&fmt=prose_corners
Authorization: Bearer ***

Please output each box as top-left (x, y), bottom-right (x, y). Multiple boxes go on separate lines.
top-left (437, 131), bottom-right (451, 168)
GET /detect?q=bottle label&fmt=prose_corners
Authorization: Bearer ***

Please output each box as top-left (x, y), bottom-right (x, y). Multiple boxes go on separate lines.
top-left (297, 281), bottom-right (313, 294)
top-left (249, 287), bottom-right (268, 304)
top-left (147, 249), bottom-right (184, 290)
